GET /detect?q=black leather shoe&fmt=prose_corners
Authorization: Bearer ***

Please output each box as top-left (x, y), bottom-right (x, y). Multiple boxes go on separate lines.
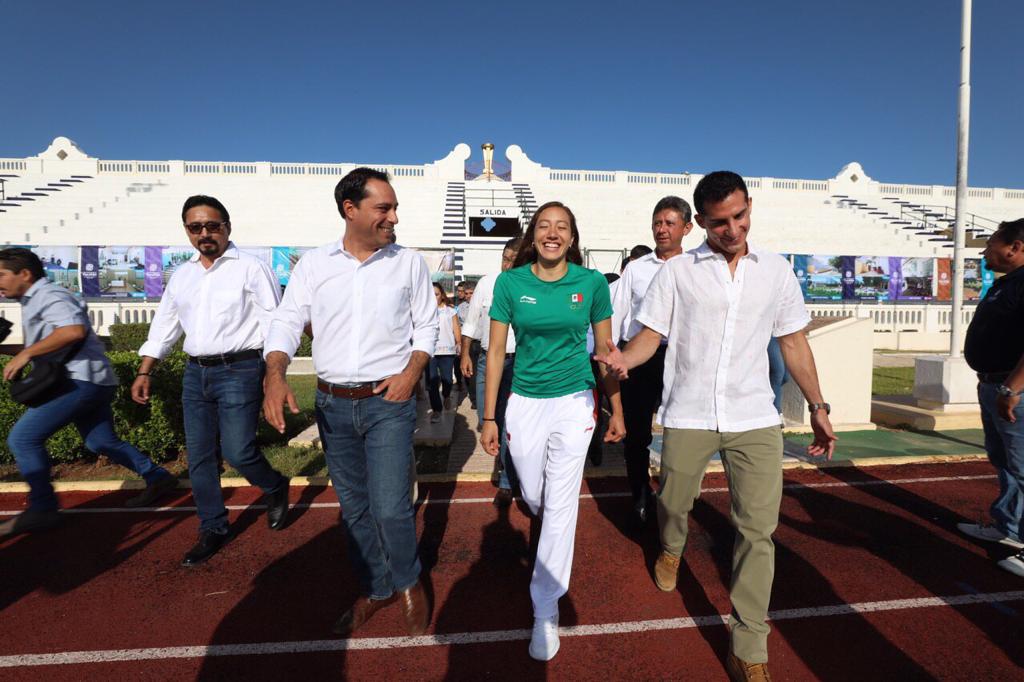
top-left (266, 477), bottom-right (291, 530)
top-left (182, 530), bottom-right (230, 566)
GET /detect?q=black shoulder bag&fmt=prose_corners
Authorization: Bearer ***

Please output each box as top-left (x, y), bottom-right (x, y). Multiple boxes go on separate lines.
top-left (8, 333), bottom-right (88, 407)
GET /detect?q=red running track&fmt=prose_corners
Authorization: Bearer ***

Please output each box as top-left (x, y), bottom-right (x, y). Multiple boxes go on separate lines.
top-left (0, 461), bottom-right (1021, 680)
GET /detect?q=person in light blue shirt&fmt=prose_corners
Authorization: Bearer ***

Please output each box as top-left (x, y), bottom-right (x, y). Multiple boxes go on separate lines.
top-left (0, 248), bottom-right (175, 537)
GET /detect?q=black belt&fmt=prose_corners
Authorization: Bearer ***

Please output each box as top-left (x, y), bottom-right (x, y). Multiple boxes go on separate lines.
top-left (188, 349), bottom-right (263, 367)
top-left (977, 371), bottom-right (1011, 384)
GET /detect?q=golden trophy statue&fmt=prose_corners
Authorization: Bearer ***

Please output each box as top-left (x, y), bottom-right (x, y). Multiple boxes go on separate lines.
top-left (481, 142), bottom-right (495, 181)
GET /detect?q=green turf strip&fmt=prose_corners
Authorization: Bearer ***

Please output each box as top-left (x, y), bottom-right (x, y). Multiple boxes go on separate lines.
top-left (785, 428), bottom-right (985, 461)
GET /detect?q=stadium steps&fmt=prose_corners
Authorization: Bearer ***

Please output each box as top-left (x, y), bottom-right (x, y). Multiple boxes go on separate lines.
top-left (441, 181), bottom-right (466, 240)
top-left (512, 183), bottom-right (539, 225)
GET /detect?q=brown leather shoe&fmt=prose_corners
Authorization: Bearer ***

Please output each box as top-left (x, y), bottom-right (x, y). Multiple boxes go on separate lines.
top-left (726, 651), bottom-right (772, 682)
top-left (398, 581), bottom-right (430, 635)
top-left (654, 550), bottom-right (681, 592)
top-left (332, 595), bottom-right (396, 636)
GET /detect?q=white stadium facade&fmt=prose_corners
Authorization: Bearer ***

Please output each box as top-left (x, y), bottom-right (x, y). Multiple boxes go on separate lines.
top-left (2, 136), bottom-right (1023, 355)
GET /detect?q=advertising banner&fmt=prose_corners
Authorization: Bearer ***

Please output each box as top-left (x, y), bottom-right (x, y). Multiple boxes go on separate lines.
top-left (854, 256), bottom-right (889, 301)
top-left (97, 246), bottom-right (146, 298)
top-left (80, 246), bottom-right (101, 298)
top-left (840, 256), bottom-right (857, 300)
top-left (161, 246), bottom-right (194, 287)
top-left (805, 255), bottom-right (842, 300)
top-left (35, 245), bottom-right (80, 294)
top-left (792, 254), bottom-right (811, 297)
top-left (980, 259), bottom-right (995, 299)
top-left (899, 257), bottom-right (934, 299)
top-left (936, 258), bottom-right (952, 300)
top-left (144, 246), bottom-right (164, 298)
top-left (887, 257), bottom-right (903, 300)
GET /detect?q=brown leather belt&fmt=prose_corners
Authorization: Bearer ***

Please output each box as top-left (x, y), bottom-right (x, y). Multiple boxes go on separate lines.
top-left (317, 380), bottom-right (379, 399)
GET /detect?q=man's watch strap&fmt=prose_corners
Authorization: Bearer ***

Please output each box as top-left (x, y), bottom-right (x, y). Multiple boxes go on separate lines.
top-left (808, 402), bottom-right (831, 415)
top-left (997, 384), bottom-right (1024, 398)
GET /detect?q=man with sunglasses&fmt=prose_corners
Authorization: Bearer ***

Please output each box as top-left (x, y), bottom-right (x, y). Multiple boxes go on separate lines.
top-left (132, 195), bottom-right (290, 567)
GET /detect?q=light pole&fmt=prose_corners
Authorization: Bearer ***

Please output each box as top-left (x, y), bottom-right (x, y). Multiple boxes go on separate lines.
top-left (949, 0), bottom-right (971, 357)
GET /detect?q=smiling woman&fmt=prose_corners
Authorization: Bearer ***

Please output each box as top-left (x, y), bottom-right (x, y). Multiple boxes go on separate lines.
top-left (480, 201), bottom-right (624, 661)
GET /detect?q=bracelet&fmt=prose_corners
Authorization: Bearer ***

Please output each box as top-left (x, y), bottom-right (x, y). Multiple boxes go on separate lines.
top-left (136, 372), bottom-right (151, 377)
top-left (482, 417), bottom-right (496, 422)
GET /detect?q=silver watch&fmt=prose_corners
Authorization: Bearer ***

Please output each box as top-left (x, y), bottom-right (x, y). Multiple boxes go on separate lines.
top-left (808, 402), bottom-right (831, 415)
top-left (996, 384), bottom-right (1023, 398)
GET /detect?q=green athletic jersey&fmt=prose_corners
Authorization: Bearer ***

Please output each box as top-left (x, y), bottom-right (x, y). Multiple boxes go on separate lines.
top-left (490, 262), bottom-right (613, 398)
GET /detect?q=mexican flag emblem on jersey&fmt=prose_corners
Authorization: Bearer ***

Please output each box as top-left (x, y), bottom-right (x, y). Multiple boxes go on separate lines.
top-left (571, 293), bottom-right (583, 303)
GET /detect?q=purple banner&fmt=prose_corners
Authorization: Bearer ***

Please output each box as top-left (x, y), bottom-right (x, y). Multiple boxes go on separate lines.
top-left (144, 246), bottom-right (164, 298)
top-left (840, 256), bottom-right (857, 300)
top-left (80, 246), bottom-right (100, 298)
top-left (887, 257), bottom-right (903, 301)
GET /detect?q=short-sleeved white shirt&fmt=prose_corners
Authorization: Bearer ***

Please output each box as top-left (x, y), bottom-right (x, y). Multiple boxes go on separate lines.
top-left (636, 241), bottom-right (809, 432)
top-left (435, 305), bottom-right (458, 355)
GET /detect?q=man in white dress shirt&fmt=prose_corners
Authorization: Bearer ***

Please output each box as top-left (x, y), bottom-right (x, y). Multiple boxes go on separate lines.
top-left (263, 168), bottom-right (438, 637)
top-left (610, 197), bottom-right (693, 530)
top-left (596, 171), bottom-right (836, 682)
top-left (133, 195), bottom-right (290, 567)
top-left (460, 236), bottom-right (521, 506)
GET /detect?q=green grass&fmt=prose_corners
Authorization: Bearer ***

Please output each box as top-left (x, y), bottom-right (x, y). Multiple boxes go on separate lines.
top-left (872, 366), bottom-right (915, 396)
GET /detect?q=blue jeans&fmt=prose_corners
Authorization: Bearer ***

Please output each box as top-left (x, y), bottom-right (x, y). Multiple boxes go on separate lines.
top-left (8, 379), bottom-right (170, 512)
top-left (315, 389), bottom-right (420, 598)
top-left (476, 350), bottom-right (517, 490)
top-left (767, 337), bottom-right (790, 413)
top-left (427, 354), bottom-right (456, 413)
top-left (978, 382), bottom-right (1024, 542)
top-left (183, 358), bottom-right (286, 534)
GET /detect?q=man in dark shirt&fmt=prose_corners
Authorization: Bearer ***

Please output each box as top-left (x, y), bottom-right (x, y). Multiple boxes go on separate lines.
top-left (961, 218), bottom-right (1024, 578)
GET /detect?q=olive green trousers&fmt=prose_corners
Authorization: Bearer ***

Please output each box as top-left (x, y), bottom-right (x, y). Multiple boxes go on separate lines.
top-left (658, 425), bottom-right (783, 664)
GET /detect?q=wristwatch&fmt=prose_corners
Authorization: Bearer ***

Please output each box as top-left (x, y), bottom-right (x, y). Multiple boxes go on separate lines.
top-left (996, 385), bottom-right (1023, 398)
top-left (808, 402), bottom-right (831, 415)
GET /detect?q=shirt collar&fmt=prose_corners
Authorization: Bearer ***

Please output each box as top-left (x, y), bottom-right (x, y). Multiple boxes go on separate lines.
top-left (19, 278), bottom-right (48, 303)
top-left (692, 241), bottom-right (760, 263)
top-left (332, 240), bottom-right (395, 263)
top-left (189, 242), bottom-right (239, 263)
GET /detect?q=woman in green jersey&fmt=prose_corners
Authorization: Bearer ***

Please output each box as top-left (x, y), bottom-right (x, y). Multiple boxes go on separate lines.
top-left (482, 201), bottom-right (625, 661)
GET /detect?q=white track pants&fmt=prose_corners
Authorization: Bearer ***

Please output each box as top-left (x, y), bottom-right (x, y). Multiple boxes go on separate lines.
top-left (505, 389), bottom-right (596, 619)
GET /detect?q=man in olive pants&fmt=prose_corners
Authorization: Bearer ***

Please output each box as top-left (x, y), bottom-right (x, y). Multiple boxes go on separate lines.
top-left (596, 171), bottom-right (836, 682)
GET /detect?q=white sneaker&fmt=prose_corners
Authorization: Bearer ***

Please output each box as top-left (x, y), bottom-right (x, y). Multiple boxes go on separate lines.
top-left (998, 551), bottom-right (1024, 578)
top-left (957, 522), bottom-right (1024, 549)
top-left (528, 615), bottom-right (560, 661)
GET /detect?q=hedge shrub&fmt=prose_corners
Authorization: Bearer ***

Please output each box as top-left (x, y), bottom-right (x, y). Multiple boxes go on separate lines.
top-left (0, 352), bottom-right (187, 465)
top-left (108, 322), bottom-right (312, 356)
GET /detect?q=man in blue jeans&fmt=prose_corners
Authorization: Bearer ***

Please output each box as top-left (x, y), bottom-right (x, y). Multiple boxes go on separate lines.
top-left (264, 168), bottom-right (438, 636)
top-left (133, 195), bottom-right (290, 567)
top-left (0, 248), bottom-right (176, 537)
top-left (962, 218), bottom-right (1024, 578)
top-left (460, 237), bottom-right (522, 506)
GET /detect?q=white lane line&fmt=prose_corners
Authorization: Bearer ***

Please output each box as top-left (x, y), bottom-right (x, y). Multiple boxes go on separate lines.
top-left (0, 473), bottom-right (996, 516)
top-left (1, 590), bottom-right (1020, 668)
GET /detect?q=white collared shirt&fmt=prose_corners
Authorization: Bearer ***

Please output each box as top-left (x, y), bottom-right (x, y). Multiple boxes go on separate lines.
top-left (264, 241), bottom-right (439, 383)
top-left (636, 242), bottom-right (810, 432)
top-left (460, 272), bottom-right (517, 353)
top-left (139, 243), bottom-right (280, 360)
top-left (611, 251), bottom-right (674, 344)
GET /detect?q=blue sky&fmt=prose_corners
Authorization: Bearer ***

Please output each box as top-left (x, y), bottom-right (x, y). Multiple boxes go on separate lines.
top-left (2, 0), bottom-right (1022, 187)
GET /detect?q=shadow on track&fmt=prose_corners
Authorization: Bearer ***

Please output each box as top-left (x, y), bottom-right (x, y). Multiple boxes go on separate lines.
top-left (0, 487), bottom-right (191, 613)
top-left (781, 466), bottom-right (1024, 668)
top-left (437, 503), bottom-right (578, 680)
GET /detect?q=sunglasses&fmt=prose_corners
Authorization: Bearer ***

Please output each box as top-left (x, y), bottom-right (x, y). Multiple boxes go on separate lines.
top-left (184, 221), bottom-right (227, 235)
